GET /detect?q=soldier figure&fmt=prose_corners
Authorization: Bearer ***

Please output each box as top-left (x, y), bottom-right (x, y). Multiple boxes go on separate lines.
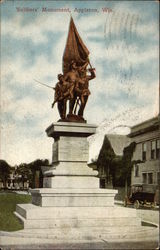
top-left (75, 67), bottom-right (96, 117)
top-left (52, 74), bottom-right (74, 120)
top-left (63, 60), bottom-right (80, 116)
top-left (52, 60), bottom-right (96, 121)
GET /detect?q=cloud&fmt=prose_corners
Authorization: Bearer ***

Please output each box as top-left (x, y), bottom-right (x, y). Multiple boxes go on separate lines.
top-left (136, 22), bottom-right (159, 39)
top-left (78, 12), bottom-right (104, 32)
top-left (2, 12), bottom-right (70, 44)
top-left (88, 39), bottom-right (158, 69)
top-left (1, 56), bottom-right (60, 87)
top-left (1, 122), bottom-right (52, 165)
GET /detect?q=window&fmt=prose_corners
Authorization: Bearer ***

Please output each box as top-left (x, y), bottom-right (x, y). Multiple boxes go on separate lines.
top-left (135, 164), bottom-right (139, 177)
top-left (148, 173), bottom-right (153, 184)
top-left (142, 173), bottom-right (147, 184)
top-left (142, 143), bottom-right (147, 161)
top-left (156, 139), bottom-right (160, 159)
top-left (151, 141), bottom-right (156, 159)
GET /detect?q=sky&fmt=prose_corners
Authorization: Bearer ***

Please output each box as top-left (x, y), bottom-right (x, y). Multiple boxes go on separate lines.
top-left (0, 0), bottom-right (159, 165)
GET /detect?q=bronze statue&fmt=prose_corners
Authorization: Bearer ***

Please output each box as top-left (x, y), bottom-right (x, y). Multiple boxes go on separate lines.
top-left (51, 17), bottom-right (96, 123)
top-left (51, 74), bottom-right (74, 120)
top-left (63, 60), bottom-right (79, 116)
top-left (52, 61), bottom-right (96, 121)
top-left (51, 74), bottom-right (66, 120)
top-left (75, 67), bottom-right (96, 117)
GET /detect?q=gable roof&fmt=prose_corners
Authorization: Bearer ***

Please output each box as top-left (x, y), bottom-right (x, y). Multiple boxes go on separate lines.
top-left (107, 134), bottom-right (131, 156)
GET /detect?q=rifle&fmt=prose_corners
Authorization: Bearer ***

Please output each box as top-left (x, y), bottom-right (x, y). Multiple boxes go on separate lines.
top-left (33, 79), bottom-right (53, 89)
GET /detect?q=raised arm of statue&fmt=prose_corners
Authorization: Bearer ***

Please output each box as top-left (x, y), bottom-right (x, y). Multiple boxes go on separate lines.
top-left (79, 61), bottom-right (89, 71)
top-left (87, 68), bottom-right (96, 81)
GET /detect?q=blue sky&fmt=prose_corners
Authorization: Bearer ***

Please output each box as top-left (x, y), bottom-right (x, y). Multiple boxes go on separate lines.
top-left (1, 0), bottom-right (159, 165)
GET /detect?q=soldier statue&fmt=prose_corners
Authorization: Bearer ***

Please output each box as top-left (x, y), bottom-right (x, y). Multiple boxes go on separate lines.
top-left (51, 74), bottom-right (74, 120)
top-left (75, 67), bottom-right (96, 117)
top-left (52, 60), bottom-right (96, 121)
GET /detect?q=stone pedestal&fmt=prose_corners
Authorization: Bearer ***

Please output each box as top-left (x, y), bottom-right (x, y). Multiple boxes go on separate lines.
top-left (31, 122), bottom-right (117, 207)
top-left (43, 122), bottom-right (99, 189)
top-left (15, 122), bottom-right (143, 240)
top-left (31, 188), bottom-right (117, 207)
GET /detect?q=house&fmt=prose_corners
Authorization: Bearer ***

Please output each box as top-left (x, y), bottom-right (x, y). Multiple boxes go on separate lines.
top-left (7, 166), bottom-right (29, 190)
top-left (88, 134), bottom-right (130, 188)
top-left (128, 115), bottom-right (160, 194)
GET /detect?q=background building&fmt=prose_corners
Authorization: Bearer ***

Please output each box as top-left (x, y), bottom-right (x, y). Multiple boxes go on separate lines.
top-left (88, 134), bottom-right (130, 189)
top-left (128, 116), bottom-right (160, 194)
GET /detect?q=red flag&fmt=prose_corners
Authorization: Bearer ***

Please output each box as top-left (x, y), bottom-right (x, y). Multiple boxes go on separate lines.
top-left (63, 17), bottom-right (89, 75)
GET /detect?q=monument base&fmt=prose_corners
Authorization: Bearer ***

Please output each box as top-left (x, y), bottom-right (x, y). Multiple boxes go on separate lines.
top-left (14, 122), bottom-right (148, 241)
top-left (30, 188), bottom-right (117, 207)
top-left (15, 203), bottom-right (141, 230)
top-left (14, 202), bottom-right (158, 242)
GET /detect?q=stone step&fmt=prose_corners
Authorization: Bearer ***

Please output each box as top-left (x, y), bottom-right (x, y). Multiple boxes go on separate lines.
top-left (16, 204), bottom-right (137, 220)
top-left (15, 212), bottom-right (141, 229)
top-left (1, 226), bottom-right (158, 241)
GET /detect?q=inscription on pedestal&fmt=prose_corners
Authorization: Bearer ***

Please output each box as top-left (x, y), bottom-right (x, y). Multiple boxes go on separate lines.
top-left (58, 136), bottom-right (88, 162)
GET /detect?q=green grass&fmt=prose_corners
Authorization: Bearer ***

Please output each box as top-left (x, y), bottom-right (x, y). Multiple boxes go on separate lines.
top-left (0, 192), bottom-right (31, 231)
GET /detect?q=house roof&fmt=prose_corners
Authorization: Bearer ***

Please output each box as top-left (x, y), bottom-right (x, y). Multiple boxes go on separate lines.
top-left (88, 134), bottom-right (130, 165)
top-left (128, 115), bottom-right (159, 138)
top-left (107, 134), bottom-right (131, 156)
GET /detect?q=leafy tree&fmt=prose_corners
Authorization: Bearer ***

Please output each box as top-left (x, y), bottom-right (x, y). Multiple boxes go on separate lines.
top-left (97, 136), bottom-right (116, 186)
top-left (17, 159), bottom-right (49, 188)
top-left (0, 160), bottom-right (11, 188)
top-left (112, 155), bottom-right (123, 187)
top-left (96, 136), bottom-right (136, 189)
top-left (121, 142), bottom-right (136, 193)
top-left (16, 163), bottom-right (32, 189)
top-left (28, 159), bottom-right (49, 188)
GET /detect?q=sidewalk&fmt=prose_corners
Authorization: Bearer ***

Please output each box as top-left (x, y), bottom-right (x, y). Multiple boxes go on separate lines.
top-left (114, 200), bottom-right (159, 225)
top-left (0, 236), bottom-right (159, 250)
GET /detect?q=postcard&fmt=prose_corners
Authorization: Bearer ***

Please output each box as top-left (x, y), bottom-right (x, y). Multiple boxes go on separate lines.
top-left (0, 0), bottom-right (159, 249)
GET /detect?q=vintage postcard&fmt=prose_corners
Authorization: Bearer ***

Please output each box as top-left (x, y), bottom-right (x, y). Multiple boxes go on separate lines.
top-left (0, 0), bottom-right (159, 249)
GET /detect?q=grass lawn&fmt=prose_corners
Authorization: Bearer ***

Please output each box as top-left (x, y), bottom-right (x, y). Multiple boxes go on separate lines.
top-left (0, 192), bottom-right (31, 231)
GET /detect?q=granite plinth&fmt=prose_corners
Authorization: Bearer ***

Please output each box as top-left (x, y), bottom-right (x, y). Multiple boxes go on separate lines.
top-left (44, 162), bottom-right (98, 176)
top-left (15, 203), bottom-right (141, 230)
top-left (43, 122), bottom-right (98, 189)
top-left (46, 122), bottom-right (96, 139)
top-left (52, 136), bottom-right (89, 162)
top-left (43, 176), bottom-right (99, 189)
top-left (30, 188), bottom-right (118, 207)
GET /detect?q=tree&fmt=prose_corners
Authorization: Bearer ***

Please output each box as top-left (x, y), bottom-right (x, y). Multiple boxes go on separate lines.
top-left (17, 159), bottom-right (49, 189)
top-left (28, 159), bottom-right (49, 188)
top-left (16, 163), bottom-right (32, 189)
top-left (112, 155), bottom-right (123, 187)
top-left (97, 136), bottom-right (116, 186)
top-left (121, 142), bottom-right (136, 194)
top-left (96, 137), bottom-right (137, 189)
top-left (0, 160), bottom-right (11, 188)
